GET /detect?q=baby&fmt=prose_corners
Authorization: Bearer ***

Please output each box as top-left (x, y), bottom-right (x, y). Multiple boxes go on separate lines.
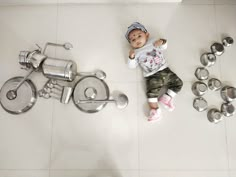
top-left (125, 22), bottom-right (183, 122)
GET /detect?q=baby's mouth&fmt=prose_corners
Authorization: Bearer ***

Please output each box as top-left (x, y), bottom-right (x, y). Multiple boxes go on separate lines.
top-left (137, 42), bottom-right (141, 46)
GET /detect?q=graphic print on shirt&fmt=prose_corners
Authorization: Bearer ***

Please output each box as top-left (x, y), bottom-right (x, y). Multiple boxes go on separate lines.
top-left (140, 49), bottom-right (164, 73)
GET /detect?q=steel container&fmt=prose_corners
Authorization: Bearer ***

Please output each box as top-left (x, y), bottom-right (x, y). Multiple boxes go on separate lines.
top-left (207, 108), bottom-right (223, 123)
top-left (195, 67), bottom-right (209, 80)
top-left (200, 53), bottom-right (216, 67)
top-left (222, 37), bottom-right (234, 47)
top-left (221, 86), bottom-right (236, 102)
top-left (42, 58), bottom-right (77, 81)
top-left (208, 78), bottom-right (222, 91)
top-left (211, 42), bottom-right (224, 56)
top-left (221, 103), bottom-right (235, 117)
top-left (192, 81), bottom-right (208, 96)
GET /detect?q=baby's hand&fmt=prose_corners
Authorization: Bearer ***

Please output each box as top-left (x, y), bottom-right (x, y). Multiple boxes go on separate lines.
top-left (129, 49), bottom-right (135, 59)
top-left (154, 39), bottom-right (164, 47)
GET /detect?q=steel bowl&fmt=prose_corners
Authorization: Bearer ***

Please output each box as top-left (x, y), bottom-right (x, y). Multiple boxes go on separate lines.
top-left (221, 86), bottom-right (236, 102)
top-left (200, 53), bottom-right (216, 67)
top-left (195, 67), bottom-right (209, 80)
top-left (211, 42), bottom-right (224, 56)
top-left (207, 108), bottom-right (223, 123)
top-left (192, 81), bottom-right (208, 96)
top-left (193, 97), bottom-right (208, 112)
top-left (208, 78), bottom-right (222, 91)
top-left (221, 102), bottom-right (235, 117)
top-left (222, 37), bottom-right (234, 47)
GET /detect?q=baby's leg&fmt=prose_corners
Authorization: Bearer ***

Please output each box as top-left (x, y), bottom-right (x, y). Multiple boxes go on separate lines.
top-left (165, 69), bottom-right (183, 94)
top-left (158, 68), bottom-right (183, 111)
top-left (145, 75), bottom-right (163, 121)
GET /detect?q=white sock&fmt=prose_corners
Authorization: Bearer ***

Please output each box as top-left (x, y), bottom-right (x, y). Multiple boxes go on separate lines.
top-left (167, 89), bottom-right (177, 98)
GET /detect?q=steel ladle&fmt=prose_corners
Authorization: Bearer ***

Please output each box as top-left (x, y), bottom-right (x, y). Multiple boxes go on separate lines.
top-left (77, 70), bottom-right (106, 80)
top-left (77, 93), bottom-right (128, 109)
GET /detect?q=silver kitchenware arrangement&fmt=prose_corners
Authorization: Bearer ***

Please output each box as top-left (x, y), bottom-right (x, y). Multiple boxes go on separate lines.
top-left (192, 36), bottom-right (235, 123)
top-left (0, 42), bottom-right (128, 114)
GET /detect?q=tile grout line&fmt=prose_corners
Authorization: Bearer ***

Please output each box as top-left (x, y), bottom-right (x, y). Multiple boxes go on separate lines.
top-left (137, 79), bottom-right (140, 177)
top-left (223, 118), bottom-right (231, 177)
top-left (49, 1), bottom-right (59, 177)
top-left (213, 2), bottom-right (230, 176)
top-left (213, 1), bottom-right (223, 81)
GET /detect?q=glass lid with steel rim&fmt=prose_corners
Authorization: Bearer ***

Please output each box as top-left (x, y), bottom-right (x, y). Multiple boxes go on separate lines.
top-left (73, 76), bottom-right (110, 113)
top-left (0, 77), bottom-right (37, 114)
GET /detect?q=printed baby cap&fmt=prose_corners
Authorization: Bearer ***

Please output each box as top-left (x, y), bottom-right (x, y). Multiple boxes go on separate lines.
top-left (125, 22), bottom-right (147, 41)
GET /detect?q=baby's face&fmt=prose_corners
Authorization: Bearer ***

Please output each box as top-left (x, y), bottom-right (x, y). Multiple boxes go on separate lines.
top-left (128, 29), bottom-right (149, 49)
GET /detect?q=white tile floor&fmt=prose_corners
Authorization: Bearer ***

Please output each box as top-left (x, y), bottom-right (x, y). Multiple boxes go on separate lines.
top-left (0, 1), bottom-right (236, 177)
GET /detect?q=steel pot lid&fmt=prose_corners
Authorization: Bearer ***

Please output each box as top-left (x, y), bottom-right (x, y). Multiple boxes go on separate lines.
top-left (193, 97), bottom-right (208, 112)
top-left (195, 67), bottom-right (209, 80)
top-left (211, 42), bottom-right (224, 56)
top-left (73, 76), bottom-right (110, 113)
top-left (200, 53), bottom-right (216, 67)
top-left (221, 102), bottom-right (235, 117)
top-left (0, 77), bottom-right (37, 114)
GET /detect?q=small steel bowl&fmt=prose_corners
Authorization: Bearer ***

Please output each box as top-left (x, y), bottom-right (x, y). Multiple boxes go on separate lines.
top-left (195, 67), bottom-right (209, 80)
top-left (192, 81), bottom-right (208, 96)
top-left (222, 37), bottom-right (234, 47)
top-left (207, 108), bottom-right (223, 123)
top-left (208, 78), bottom-right (222, 91)
top-left (211, 42), bottom-right (224, 56)
top-left (221, 86), bottom-right (236, 102)
top-left (193, 97), bottom-right (208, 112)
top-left (200, 53), bottom-right (216, 67)
top-left (221, 102), bottom-right (235, 117)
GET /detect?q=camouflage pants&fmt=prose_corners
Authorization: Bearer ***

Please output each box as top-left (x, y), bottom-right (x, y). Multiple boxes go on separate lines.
top-left (145, 67), bottom-right (183, 98)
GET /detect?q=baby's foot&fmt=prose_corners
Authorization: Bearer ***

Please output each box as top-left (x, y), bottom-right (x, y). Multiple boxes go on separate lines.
top-left (158, 94), bottom-right (175, 112)
top-left (148, 108), bottom-right (161, 122)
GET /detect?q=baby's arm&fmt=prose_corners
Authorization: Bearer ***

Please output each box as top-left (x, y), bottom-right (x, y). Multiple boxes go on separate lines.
top-left (128, 49), bottom-right (138, 69)
top-left (154, 38), bottom-right (167, 50)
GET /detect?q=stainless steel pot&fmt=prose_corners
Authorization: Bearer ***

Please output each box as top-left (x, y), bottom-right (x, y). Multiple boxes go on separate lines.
top-left (42, 58), bottom-right (77, 81)
top-left (211, 42), bottom-right (224, 56)
top-left (192, 81), bottom-right (208, 96)
top-left (221, 86), bottom-right (236, 102)
top-left (200, 53), bottom-right (216, 67)
top-left (221, 102), bottom-right (235, 117)
top-left (222, 37), bottom-right (234, 47)
top-left (207, 108), bottom-right (223, 123)
top-left (195, 67), bottom-right (209, 80)
top-left (208, 78), bottom-right (222, 91)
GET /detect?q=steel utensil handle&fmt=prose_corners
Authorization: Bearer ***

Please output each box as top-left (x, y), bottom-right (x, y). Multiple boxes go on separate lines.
top-left (77, 99), bottom-right (114, 104)
top-left (14, 68), bottom-right (34, 91)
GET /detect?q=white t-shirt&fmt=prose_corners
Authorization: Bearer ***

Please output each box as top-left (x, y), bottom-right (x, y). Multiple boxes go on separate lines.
top-left (128, 38), bottom-right (168, 77)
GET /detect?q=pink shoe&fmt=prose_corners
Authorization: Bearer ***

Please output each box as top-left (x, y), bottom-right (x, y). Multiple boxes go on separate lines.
top-left (158, 94), bottom-right (175, 112)
top-left (148, 109), bottom-right (161, 122)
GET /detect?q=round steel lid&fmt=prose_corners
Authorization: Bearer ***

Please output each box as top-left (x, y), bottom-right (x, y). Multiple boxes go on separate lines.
top-left (73, 76), bottom-right (110, 113)
top-left (0, 77), bottom-right (37, 114)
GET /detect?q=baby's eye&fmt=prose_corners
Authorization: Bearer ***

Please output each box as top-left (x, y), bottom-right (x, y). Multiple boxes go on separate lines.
top-left (138, 35), bottom-right (141, 38)
top-left (132, 39), bottom-right (136, 42)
